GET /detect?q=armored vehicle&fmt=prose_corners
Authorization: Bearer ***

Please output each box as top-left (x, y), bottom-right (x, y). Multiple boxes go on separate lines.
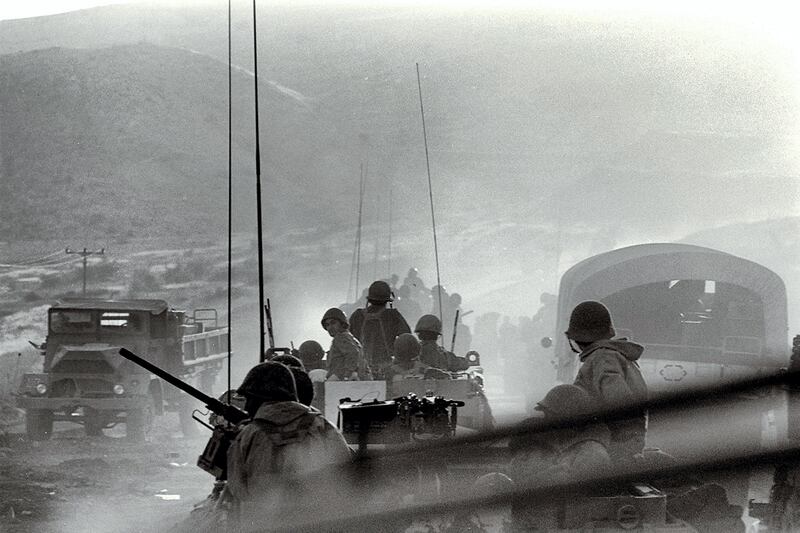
top-left (16, 299), bottom-right (229, 441)
top-left (318, 353), bottom-right (493, 436)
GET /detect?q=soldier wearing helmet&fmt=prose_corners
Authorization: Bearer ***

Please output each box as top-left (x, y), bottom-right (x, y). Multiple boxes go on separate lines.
top-left (386, 333), bottom-right (430, 382)
top-left (395, 284), bottom-right (423, 328)
top-left (269, 354), bottom-right (316, 408)
top-left (226, 361), bottom-right (351, 524)
top-left (402, 267), bottom-right (428, 300)
top-left (297, 340), bottom-right (325, 370)
top-left (507, 384), bottom-right (611, 530)
top-left (321, 307), bottom-right (368, 381)
top-left (415, 314), bottom-right (470, 372)
top-left (566, 300), bottom-right (648, 462)
top-left (349, 280), bottom-right (411, 379)
top-left (297, 340), bottom-right (327, 384)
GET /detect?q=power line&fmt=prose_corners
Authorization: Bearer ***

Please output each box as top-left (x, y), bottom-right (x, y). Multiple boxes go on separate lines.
top-left (65, 247), bottom-right (105, 296)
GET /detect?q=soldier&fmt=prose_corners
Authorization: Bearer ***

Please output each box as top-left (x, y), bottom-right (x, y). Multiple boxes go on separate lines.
top-left (386, 333), bottom-right (430, 381)
top-left (430, 284), bottom-right (449, 317)
top-left (270, 353), bottom-right (315, 407)
top-left (414, 314), bottom-right (470, 372)
top-left (509, 384), bottom-right (611, 483)
top-left (566, 300), bottom-right (648, 462)
top-left (296, 340), bottom-right (325, 370)
top-left (349, 280), bottom-right (410, 379)
top-left (402, 267), bottom-right (428, 300)
top-left (226, 361), bottom-right (351, 527)
top-left (297, 340), bottom-right (327, 383)
top-left (507, 384), bottom-right (611, 531)
top-left (321, 307), bottom-right (367, 381)
top-left (395, 284), bottom-right (423, 328)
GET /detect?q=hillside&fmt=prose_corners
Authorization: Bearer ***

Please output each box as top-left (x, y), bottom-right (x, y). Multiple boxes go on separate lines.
top-left (0, 43), bottom-right (358, 242)
top-left (0, 4), bottom-right (797, 247)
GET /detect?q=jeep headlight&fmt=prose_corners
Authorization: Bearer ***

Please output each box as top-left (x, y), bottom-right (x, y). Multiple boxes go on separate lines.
top-left (35, 383), bottom-right (47, 395)
top-left (112, 384), bottom-right (125, 395)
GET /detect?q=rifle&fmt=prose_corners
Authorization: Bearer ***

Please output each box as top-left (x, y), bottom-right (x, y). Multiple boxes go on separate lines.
top-left (118, 348), bottom-right (248, 478)
top-left (263, 298), bottom-right (275, 362)
top-left (450, 309), bottom-right (459, 352)
top-left (261, 301), bottom-right (294, 360)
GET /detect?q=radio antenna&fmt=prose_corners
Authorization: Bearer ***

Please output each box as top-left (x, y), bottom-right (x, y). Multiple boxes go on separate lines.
top-left (416, 63), bottom-right (444, 337)
top-left (252, 0), bottom-right (267, 360)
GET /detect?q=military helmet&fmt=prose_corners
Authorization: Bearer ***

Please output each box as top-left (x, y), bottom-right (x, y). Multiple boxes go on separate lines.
top-left (271, 353), bottom-right (304, 369)
top-left (431, 284), bottom-right (447, 296)
top-left (394, 333), bottom-right (420, 362)
top-left (298, 340), bottom-right (324, 364)
top-left (565, 300), bottom-right (615, 342)
top-left (536, 384), bottom-right (592, 417)
top-left (321, 307), bottom-right (348, 330)
top-left (472, 472), bottom-right (515, 497)
top-left (415, 314), bottom-right (442, 335)
top-left (367, 280), bottom-right (392, 303)
top-left (237, 361), bottom-right (297, 403)
top-left (288, 367), bottom-right (314, 407)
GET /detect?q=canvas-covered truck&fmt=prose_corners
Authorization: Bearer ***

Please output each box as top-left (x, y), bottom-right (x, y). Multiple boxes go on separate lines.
top-left (16, 299), bottom-right (229, 441)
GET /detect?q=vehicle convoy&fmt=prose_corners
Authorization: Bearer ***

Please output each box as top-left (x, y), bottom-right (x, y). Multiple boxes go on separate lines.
top-left (16, 298), bottom-right (229, 441)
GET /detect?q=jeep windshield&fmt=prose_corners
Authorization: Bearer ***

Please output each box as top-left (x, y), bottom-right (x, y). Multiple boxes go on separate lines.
top-left (49, 310), bottom-right (96, 333)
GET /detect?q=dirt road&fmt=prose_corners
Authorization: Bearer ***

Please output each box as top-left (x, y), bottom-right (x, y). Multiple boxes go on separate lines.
top-left (1, 416), bottom-right (213, 533)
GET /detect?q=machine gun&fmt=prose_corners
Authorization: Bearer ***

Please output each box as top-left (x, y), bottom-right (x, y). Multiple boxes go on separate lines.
top-left (338, 393), bottom-right (464, 451)
top-left (118, 348), bottom-right (248, 478)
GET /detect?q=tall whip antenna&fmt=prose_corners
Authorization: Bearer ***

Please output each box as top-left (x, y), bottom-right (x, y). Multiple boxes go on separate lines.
top-left (387, 185), bottom-right (392, 278)
top-left (416, 63), bottom-right (444, 334)
top-left (226, 0), bottom-right (233, 399)
top-left (252, 0), bottom-right (267, 361)
top-left (355, 162), bottom-right (366, 300)
top-left (373, 192), bottom-right (381, 281)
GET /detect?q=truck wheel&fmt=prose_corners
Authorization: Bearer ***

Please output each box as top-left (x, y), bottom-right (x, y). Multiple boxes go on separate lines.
top-left (126, 406), bottom-right (152, 442)
top-left (26, 409), bottom-right (54, 441)
top-left (84, 409), bottom-right (105, 437)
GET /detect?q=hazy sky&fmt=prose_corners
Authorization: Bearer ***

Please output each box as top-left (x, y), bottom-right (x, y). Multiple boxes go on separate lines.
top-left (1, 0), bottom-right (799, 24)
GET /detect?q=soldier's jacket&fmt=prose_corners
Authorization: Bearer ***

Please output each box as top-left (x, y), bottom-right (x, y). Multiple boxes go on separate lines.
top-left (349, 306), bottom-right (410, 370)
top-left (507, 422), bottom-right (611, 531)
top-left (573, 339), bottom-right (648, 460)
top-left (419, 340), bottom-right (470, 372)
top-left (226, 401), bottom-right (351, 527)
top-left (508, 423), bottom-right (611, 485)
top-left (326, 330), bottom-right (368, 380)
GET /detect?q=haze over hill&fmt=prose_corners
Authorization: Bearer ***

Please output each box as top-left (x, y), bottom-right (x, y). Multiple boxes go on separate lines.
top-left (0, 2), bottom-right (798, 341)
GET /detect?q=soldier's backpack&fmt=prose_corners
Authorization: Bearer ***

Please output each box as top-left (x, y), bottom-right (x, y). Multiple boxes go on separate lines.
top-left (360, 308), bottom-right (393, 370)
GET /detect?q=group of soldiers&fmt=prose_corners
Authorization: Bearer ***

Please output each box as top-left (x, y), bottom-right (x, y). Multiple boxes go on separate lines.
top-left (188, 297), bottom-right (742, 532)
top-left (341, 269), bottom-right (472, 356)
top-left (297, 279), bottom-right (472, 383)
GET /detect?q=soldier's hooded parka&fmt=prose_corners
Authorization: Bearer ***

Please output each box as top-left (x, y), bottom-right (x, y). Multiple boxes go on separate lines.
top-left (573, 338), bottom-right (648, 461)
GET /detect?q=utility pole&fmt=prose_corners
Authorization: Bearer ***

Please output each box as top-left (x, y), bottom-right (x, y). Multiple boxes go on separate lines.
top-left (65, 247), bottom-right (105, 296)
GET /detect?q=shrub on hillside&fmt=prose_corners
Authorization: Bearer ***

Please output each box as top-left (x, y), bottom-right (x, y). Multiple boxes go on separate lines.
top-left (129, 268), bottom-right (161, 294)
